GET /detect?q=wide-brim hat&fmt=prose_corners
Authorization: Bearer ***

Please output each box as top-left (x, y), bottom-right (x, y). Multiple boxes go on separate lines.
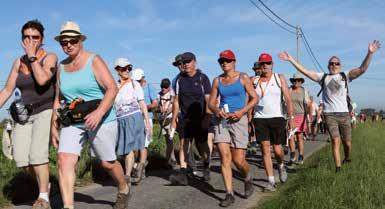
top-left (54, 21), bottom-right (87, 42)
top-left (290, 73), bottom-right (305, 83)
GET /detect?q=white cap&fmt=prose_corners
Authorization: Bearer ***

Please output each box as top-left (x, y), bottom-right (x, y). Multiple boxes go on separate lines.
top-left (131, 68), bottom-right (145, 81)
top-left (114, 58), bottom-right (131, 68)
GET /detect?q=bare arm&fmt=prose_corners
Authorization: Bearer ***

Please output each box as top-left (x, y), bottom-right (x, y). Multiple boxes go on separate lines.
top-left (238, 73), bottom-right (258, 116)
top-left (50, 66), bottom-right (61, 148)
top-left (30, 53), bottom-right (58, 86)
top-left (279, 74), bottom-right (294, 124)
top-left (279, 51), bottom-right (321, 82)
top-left (208, 78), bottom-right (220, 114)
top-left (171, 95), bottom-right (180, 129)
top-left (0, 59), bottom-right (20, 108)
top-left (348, 40), bottom-right (381, 80)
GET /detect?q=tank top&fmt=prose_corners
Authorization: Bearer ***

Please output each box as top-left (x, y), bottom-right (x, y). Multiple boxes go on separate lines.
top-left (218, 76), bottom-right (246, 112)
top-left (15, 54), bottom-right (55, 115)
top-left (59, 54), bottom-right (115, 124)
top-left (254, 73), bottom-right (284, 118)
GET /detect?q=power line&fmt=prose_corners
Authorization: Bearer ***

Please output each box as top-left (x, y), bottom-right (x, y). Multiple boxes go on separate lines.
top-left (300, 34), bottom-right (322, 72)
top-left (300, 28), bottom-right (325, 72)
top-left (249, 0), bottom-right (296, 34)
top-left (256, 0), bottom-right (297, 29)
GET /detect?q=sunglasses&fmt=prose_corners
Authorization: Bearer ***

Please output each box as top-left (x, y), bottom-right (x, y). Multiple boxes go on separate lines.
top-left (115, 66), bottom-right (132, 72)
top-left (23, 35), bottom-right (41, 40)
top-left (218, 59), bottom-right (233, 64)
top-left (182, 60), bottom-right (192, 65)
top-left (59, 38), bottom-right (80, 46)
top-left (293, 79), bottom-right (302, 83)
top-left (259, 62), bottom-right (272, 65)
top-left (329, 62), bottom-right (340, 66)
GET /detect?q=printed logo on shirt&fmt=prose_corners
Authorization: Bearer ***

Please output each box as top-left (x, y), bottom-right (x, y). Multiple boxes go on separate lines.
top-left (327, 78), bottom-right (342, 95)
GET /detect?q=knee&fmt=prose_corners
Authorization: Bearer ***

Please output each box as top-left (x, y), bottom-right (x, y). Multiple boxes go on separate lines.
top-left (57, 154), bottom-right (75, 171)
top-left (220, 153), bottom-right (232, 167)
top-left (232, 157), bottom-right (245, 168)
top-left (100, 160), bottom-right (116, 171)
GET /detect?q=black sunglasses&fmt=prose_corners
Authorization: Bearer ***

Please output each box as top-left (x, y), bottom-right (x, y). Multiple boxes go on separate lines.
top-left (259, 62), bottom-right (272, 65)
top-left (115, 66), bottom-right (132, 72)
top-left (218, 59), bottom-right (233, 64)
top-left (293, 79), bottom-right (302, 83)
top-left (59, 38), bottom-right (80, 46)
top-left (182, 60), bottom-right (192, 65)
top-left (23, 35), bottom-right (41, 40)
top-left (329, 62), bottom-right (340, 66)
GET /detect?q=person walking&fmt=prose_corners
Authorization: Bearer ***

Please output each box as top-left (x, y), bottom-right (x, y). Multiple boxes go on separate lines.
top-left (51, 21), bottom-right (129, 209)
top-left (0, 20), bottom-right (57, 209)
top-left (209, 50), bottom-right (258, 207)
top-left (279, 40), bottom-right (381, 172)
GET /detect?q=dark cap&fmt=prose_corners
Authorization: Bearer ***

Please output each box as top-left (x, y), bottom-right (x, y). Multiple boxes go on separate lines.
top-left (181, 52), bottom-right (196, 62)
top-left (172, 54), bottom-right (183, 67)
top-left (252, 61), bottom-right (260, 70)
top-left (160, 78), bottom-right (171, 88)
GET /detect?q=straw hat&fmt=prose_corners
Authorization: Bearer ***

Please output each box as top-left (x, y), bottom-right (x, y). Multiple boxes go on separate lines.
top-left (54, 21), bottom-right (87, 41)
top-left (290, 73), bottom-right (305, 83)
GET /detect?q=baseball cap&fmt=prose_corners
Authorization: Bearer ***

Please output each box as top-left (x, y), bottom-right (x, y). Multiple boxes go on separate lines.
top-left (131, 68), bottom-right (145, 81)
top-left (181, 52), bottom-right (196, 62)
top-left (218, 50), bottom-right (236, 61)
top-left (114, 58), bottom-right (131, 68)
top-left (172, 54), bottom-right (183, 66)
top-left (258, 53), bottom-right (273, 62)
top-left (252, 61), bottom-right (260, 70)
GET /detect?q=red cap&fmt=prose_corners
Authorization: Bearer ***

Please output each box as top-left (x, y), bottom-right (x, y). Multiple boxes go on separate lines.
top-left (258, 53), bottom-right (273, 62)
top-left (218, 50), bottom-right (236, 61)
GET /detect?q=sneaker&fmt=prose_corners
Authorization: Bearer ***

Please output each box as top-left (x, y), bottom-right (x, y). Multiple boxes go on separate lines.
top-left (132, 162), bottom-right (145, 185)
top-left (219, 193), bottom-right (235, 207)
top-left (297, 155), bottom-right (304, 165)
top-left (169, 170), bottom-right (188, 186)
top-left (32, 198), bottom-right (51, 209)
top-left (202, 168), bottom-right (211, 182)
top-left (335, 167), bottom-right (341, 173)
top-left (244, 179), bottom-right (254, 199)
top-left (278, 165), bottom-right (288, 183)
top-left (113, 192), bottom-right (129, 209)
top-left (264, 182), bottom-right (277, 192)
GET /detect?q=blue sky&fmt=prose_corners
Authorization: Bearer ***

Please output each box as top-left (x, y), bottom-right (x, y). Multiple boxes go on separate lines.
top-left (1, 0), bottom-right (385, 119)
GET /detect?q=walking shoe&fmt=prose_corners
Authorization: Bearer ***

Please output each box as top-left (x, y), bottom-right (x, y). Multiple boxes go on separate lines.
top-left (244, 179), bottom-right (254, 199)
top-left (202, 168), bottom-right (211, 182)
top-left (335, 167), bottom-right (341, 173)
top-left (342, 158), bottom-right (351, 164)
top-left (113, 192), bottom-right (129, 209)
top-left (132, 162), bottom-right (145, 185)
top-left (169, 170), bottom-right (188, 185)
top-left (278, 165), bottom-right (288, 183)
top-left (297, 155), bottom-right (304, 165)
top-left (219, 193), bottom-right (235, 207)
top-left (32, 198), bottom-right (51, 209)
top-left (263, 182), bottom-right (277, 192)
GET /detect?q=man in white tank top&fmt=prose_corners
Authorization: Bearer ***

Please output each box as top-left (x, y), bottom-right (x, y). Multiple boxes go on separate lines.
top-left (279, 40), bottom-right (381, 172)
top-left (252, 53), bottom-right (294, 191)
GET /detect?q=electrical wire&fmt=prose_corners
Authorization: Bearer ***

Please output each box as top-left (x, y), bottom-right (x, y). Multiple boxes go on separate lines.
top-left (300, 34), bottom-right (322, 72)
top-left (256, 0), bottom-right (297, 29)
top-left (300, 28), bottom-right (325, 72)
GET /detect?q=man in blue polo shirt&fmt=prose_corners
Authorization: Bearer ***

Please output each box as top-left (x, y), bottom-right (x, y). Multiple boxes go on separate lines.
top-left (169, 52), bottom-right (211, 185)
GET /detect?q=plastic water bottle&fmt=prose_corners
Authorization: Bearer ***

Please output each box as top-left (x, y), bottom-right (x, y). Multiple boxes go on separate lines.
top-left (221, 104), bottom-right (230, 129)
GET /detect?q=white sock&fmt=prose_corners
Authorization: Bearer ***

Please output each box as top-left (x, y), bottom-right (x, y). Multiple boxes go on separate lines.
top-left (38, 192), bottom-right (49, 202)
top-left (268, 176), bottom-right (275, 185)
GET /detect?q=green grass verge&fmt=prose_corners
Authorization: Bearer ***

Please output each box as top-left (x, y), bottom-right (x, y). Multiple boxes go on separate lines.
top-left (0, 123), bottom-right (170, 206)
top-left (256, 122), bottom-right (385, 209)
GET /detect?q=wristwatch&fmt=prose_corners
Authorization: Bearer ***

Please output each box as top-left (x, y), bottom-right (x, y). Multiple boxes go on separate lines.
top-left (28, 56), bottom-right (37, 63)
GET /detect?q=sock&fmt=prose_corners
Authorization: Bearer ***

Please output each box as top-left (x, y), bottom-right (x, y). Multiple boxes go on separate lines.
top-left (63, 205), bottom-right (74, 209)
top-left (38, 192), bottom-right (49, 202)
top-left (268, 176), bottom-right (275, 185)
top-left (119, 184), bottom-right (130, 194)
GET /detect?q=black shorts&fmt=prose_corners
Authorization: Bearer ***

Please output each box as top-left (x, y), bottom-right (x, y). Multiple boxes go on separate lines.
top-left (178, 114), bottom-right (209, 143)
top-left (253, 117), bottom-right (286, 145)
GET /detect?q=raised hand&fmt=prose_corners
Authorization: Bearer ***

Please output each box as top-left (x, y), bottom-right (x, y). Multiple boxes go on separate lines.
top-left (22, 37), bottom-right (39, 57)
top-left (278, 51), bottom-right (293, 61)
top-left (368, 40), bottom-right (381, 54)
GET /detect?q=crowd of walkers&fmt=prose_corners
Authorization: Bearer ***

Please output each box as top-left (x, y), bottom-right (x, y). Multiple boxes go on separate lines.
top-left (0, 19), bottom-right (381, 209)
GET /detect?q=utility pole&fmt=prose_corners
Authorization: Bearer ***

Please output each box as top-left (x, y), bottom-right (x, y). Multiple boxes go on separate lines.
top-left (296, 26), bottom-right (301, 61)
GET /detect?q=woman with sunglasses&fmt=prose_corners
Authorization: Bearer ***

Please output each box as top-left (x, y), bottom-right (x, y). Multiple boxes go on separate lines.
top-left (50, 21), bottom-right (129, 209)
top-left (113, 58), bottom-right (150, 184)
top-left (0, 20), bottom-right (57, 209)
top-left (208, 50), bottom-right (258, 207)
top-left (279, 40), bottom-right (381, 172)
top-left (287, 73), bottom-right (311, 166)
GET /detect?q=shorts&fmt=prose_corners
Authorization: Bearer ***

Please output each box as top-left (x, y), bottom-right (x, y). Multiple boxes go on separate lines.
top-left (12, 109), bottom-right (52, 167)
top-left (253, 117), bottom-right (286, 145)
top-left (145, 119), bottom-right (153, 148)
top-left (324, 113), bottom-right (352, 140)
top-left (178, 114), bottom-right (209, 143)
top-left (116, 112), bottom-right (145, 155)
top-left (214, 116), bottom-right (249, 149)
top-left (293, 114), bottom-right (307, 133)
top-left (58, 121), bottom-right (118, 161)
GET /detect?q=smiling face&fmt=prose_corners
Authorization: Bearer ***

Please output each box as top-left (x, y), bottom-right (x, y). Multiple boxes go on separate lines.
top-left (328, 56), bottom-right (341, 74)
top-left (181, 59), bottom-right (196, 74)
top-left (59, 36), bottom-right (82, 57)
top-left (259, 61), bottom-right (273, 76)
top-left (218, 58), bottom-right (235, 73)
top-left (115, 65), bottom-right (133, 80)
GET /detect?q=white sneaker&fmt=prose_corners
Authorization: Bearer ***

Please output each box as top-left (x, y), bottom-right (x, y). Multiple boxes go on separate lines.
top-left (278, 165), bottom-right (288, 183)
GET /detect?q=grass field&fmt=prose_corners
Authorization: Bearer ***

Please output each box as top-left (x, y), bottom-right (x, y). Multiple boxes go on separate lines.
top-left (0, 123), bottom-right (169, 207)
top-left (257, 122), bottom-right (385, 209)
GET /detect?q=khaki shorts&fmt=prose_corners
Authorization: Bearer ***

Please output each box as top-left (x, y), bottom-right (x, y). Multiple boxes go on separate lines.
top-left (324, 113), bottom-right (352, 140)
top-left (214, 115), bottom-right (249, 149)
top-left (12, 109), bottom-right (52, 167)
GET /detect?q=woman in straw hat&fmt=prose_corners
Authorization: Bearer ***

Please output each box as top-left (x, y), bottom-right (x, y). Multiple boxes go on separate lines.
top-left (50, 21), bottom-right (129, 209)
top-left (0, 19), bottom-right (57, 209)
top-left (288, 73), bottom-right (311, 165)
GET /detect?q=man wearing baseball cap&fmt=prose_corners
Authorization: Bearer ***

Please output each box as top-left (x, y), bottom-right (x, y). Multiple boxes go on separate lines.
top-left (169, 52), bottom-right (212, 185)
top-left (252, 53), bottom-right (294, 191)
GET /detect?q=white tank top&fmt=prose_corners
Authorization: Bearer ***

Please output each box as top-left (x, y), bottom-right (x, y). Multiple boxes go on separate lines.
top-left (254, 73), bottom-right (284, 118)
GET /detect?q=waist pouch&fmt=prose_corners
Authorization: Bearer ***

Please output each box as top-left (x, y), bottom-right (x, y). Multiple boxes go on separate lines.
top-left (58, 99), bottom-right (101, 127)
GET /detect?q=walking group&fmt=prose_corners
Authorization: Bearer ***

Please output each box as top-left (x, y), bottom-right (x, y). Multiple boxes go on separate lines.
top-left (0, 19), bottom-right (380, 209)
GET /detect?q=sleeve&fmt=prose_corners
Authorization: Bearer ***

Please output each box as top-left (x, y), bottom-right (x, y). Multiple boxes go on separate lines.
top-left (135, 82), bottom-right (145, 101)
top-left (202, 74), bottom-right (211, 95)
top-left (172, 76), bottom-right (177, 93)
top-left (316, 72), bottom-right (325, 84)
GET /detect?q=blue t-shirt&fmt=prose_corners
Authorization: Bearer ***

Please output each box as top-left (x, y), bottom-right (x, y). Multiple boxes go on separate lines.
top-left (143, 83), bottom-right (157, 119)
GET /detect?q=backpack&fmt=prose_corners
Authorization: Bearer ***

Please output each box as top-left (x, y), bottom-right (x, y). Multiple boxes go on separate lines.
top-left (317, 72), bottom-right (353, 112)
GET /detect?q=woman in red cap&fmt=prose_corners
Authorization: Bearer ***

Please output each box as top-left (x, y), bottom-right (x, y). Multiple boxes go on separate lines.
top-left (209, 50), bottom-right (258, 207)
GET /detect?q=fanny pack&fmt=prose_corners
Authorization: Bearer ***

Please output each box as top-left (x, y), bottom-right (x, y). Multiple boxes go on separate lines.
top-left (57, 98), bottom-right (101, 127)
top-left (10, 100), bottom-right (32, 125)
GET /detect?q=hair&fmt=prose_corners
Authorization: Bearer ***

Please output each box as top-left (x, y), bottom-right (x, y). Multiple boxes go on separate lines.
top-left (328, 56), bottom-right (340, 64)
top-left (21, 19), bottom-right (45, 38)
top-left (160, 78), bottom-right (171, 88)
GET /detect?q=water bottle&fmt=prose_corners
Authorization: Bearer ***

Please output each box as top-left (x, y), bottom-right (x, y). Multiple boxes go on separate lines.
top-left (221, 104), bottom-right (230, 129)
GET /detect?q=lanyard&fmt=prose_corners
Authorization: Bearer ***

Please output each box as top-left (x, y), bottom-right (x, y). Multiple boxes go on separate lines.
top-left (258, 75), bottom-right (272, 98)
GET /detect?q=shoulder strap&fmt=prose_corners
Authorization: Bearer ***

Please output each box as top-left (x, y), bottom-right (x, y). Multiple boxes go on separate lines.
top-left (316, 73), bottom-right (328, 97)
top-left (340, 72), bottom-right (349, 94)
top-left (273, 73), bottom-right (282, 89)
